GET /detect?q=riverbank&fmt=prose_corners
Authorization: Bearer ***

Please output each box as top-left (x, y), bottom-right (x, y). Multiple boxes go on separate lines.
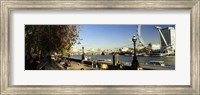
top-left (69, 54), bottom-right (175, 66)
top-left (28, 57), bottom-right (174, 70)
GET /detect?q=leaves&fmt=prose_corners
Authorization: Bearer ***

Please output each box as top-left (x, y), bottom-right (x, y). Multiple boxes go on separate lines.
top-left (25, 25), bottom-right (80, 55)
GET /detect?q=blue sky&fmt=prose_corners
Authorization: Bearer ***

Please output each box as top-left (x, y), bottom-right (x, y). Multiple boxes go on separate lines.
top-left (73, 25), bottom-right (175, 50)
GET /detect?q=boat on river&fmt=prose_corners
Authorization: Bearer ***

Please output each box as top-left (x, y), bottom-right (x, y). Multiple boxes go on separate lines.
top-left (98, 59), bottom-right (111, 62)
top-left (145, 60), bottom-right (165, 66)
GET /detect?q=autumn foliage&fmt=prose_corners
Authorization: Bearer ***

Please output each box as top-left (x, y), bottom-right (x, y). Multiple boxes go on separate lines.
top-left (25, 25), bottom-right (80, 55)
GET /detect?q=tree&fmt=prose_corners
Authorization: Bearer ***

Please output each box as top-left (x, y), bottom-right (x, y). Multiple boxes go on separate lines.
top-left (148, 43), bottom-right (152, 49)
top-left (25, 25), bottom-right (80, 56)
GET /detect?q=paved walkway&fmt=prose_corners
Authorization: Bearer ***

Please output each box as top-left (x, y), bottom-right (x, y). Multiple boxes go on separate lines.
top-left (37, 60), bottom-right (96, 70)
top-left (45, 62), bottom-right (65, 70)
top-left (37, 61), bottom-right (65, 70)
top-left (67, 61), bottom-right (95, 70)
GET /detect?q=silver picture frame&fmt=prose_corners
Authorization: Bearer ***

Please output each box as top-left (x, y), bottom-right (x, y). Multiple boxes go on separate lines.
top-left (0, 0), bottom-right (199, 94)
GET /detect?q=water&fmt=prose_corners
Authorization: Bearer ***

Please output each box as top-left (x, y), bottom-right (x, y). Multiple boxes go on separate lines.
top-left (69, 54), bottom-right (175, 66)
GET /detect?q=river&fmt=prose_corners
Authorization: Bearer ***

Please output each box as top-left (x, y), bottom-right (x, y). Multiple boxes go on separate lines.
top-left (69, 54), bottom-right (175, 66)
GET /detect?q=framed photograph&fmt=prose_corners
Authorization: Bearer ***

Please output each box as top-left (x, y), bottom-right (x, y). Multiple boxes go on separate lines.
top-left (25, 24), bottom-right (176, 71)
top-left (1, 0), bottom-right (199, 94)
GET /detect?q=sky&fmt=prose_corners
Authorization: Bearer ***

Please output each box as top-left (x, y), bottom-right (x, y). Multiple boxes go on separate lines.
top-left (72, 25), bottom-right (175, 50)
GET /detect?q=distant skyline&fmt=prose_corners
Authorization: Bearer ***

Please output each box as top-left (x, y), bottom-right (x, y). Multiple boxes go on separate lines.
top-left (72, 25), bottom-right (175, 50)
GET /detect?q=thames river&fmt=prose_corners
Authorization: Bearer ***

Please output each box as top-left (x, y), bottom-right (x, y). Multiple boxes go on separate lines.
top-left (69, 54), bottom-right (175, 67)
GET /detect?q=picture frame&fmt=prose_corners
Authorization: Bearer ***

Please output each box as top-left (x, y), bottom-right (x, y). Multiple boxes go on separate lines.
top-left (0, 0), bottom-right (199, 94)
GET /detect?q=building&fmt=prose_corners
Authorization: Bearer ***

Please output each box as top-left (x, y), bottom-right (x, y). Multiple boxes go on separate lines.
top-left (114, 48), bottom-right (120, 52)
top-left (156, 26), bottom-right (175, 54)
top-left (121, 47), bottom-right (129, 52)
top-left (152, 44), bottom-right (161, 50)
top-left (137, 44), bottom-right (145, 51)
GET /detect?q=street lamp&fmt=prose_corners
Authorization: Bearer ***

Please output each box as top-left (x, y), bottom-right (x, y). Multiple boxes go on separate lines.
top-left (82, 46), bottom-right (85, 60)
top-left (131, 35), bottom-right (140, 70)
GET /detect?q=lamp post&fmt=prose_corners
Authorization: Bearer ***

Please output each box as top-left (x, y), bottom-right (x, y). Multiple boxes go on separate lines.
top-left (82, 46), bottom-right (85, 60)
top-left (131, 35), bottom-right (139, 70)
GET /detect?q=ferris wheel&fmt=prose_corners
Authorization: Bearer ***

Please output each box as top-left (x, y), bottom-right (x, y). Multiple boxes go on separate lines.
top-left (136, 25), bottom-right (145, 46)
